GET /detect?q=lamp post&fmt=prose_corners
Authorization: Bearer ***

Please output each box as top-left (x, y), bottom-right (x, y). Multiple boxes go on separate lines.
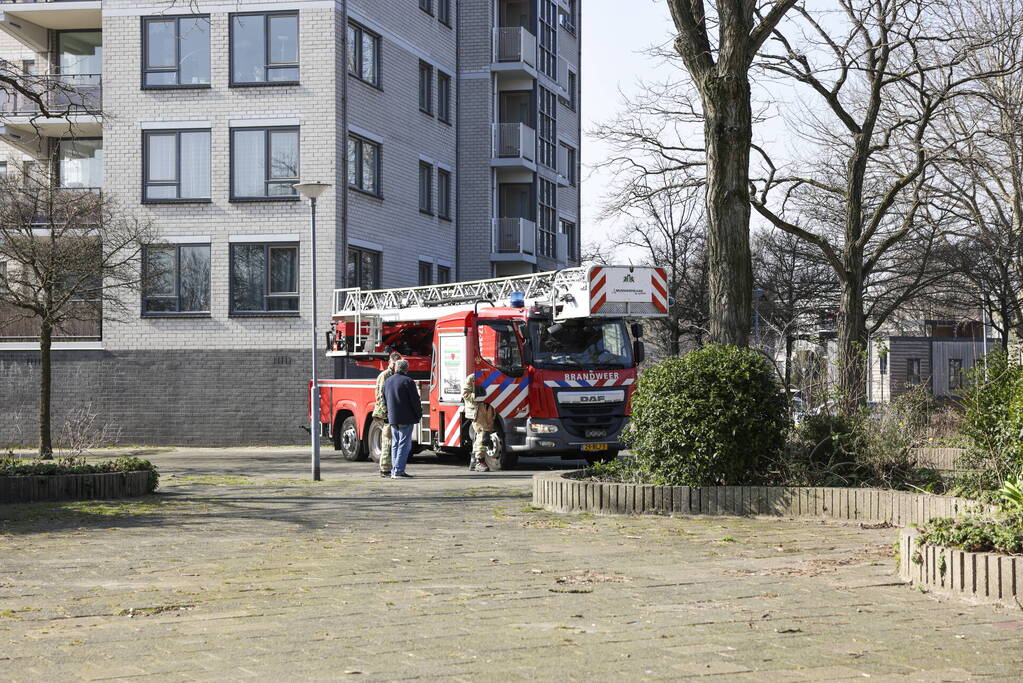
top-left (294, 181), bottom-right (331, 481)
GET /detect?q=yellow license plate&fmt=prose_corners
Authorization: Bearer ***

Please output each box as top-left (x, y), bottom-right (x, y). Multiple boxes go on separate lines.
top-left (582, 443), bottom-right (609, 452)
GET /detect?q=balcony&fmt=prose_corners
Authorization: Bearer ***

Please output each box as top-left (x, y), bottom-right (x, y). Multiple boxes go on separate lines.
top-left (0, 301), bottom-right (102, 342)
top-left (491, 218), bottom-right (537, 264)
top-left (0, 74), bottom-right (101, 142)
top-left (0, 1), bottom-right (101, 51)
top-left (492, 123), bottom-right (536, 170)
top-left (493, 26), bottom-right (537, 78)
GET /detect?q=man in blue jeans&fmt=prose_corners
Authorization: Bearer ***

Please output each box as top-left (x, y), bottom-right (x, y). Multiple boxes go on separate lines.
top-left (383, 359), bottom-right (422, 479)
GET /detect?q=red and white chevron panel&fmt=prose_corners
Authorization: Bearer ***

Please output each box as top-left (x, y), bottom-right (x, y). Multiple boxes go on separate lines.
top-left (652, 267), bottom-right (668, 314)
top-left (483, 380), bottom-right (531, 419)
top-left (589, 266), bottom-right (607, 313)
top-left (443, 407), bottom-right (464, 447)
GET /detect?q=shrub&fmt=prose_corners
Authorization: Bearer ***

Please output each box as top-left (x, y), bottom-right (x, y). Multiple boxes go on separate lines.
top-left (998, 470), bottom-right (1023, 516)
top-left (585, 456), bottom-right (653, 484)
top-left (623, 345), bottom-right (788, 486)
top-left (0, 455), bottom-right (159, 493)
top-left (959, 352), bottom-right (1023, 487)
top-left (915, 514), bottom-right (1023, 555)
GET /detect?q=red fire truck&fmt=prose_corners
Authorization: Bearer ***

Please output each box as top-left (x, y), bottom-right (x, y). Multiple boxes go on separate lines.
top-left (312, 265), bottom-right (668, 470)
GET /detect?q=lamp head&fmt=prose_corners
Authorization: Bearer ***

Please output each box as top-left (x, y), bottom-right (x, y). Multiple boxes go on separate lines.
top-left (293, 181), bottom-right (331, 199)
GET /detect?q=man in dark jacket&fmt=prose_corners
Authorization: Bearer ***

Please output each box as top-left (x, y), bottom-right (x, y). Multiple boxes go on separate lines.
top-left (384, 359), bottom-right (422, 478)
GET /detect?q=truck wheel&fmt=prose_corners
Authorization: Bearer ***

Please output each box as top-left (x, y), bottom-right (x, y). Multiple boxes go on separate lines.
top-left (483, 430), bottom-right (518, 471)
top-left (585, 449), bottom-right (619, 466)
top-left (338, 416), bottom-right (365, 461)
top-left (366, 419), bottom-right (385, 463)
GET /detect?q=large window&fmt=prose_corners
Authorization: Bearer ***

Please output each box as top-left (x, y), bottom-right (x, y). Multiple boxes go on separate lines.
top-left (560, 142), bottom-right (576, 185)
top-left (347, 135), bottom-right (381, 196)
top-left (347, 22), bottom-right (380, 87)
top-left (538, 178), bottom-right (557, 258)
top-left (418, 261), bottom-right (432, 286)
top-left (419, 161), bottom-right (433, 214)
top-left (538, 0), bottom-right (557, 80)
top-left (230, 243), bottom-right (299, 314)
top-left (348, 247), bottom-right (381, 289)
top-left (438, 0), bottom-right (452, 26)
top-left (142, 244), bottom-right (211, 315)
top-left (57, 138), bottom-right (103, 189)
top-left (559, 0), bottom-right (577, 33)
top-left (143, 15), bottom-right (211, 87)
top-left (437, 265), bottom-right (451, 284)
top-left (538, 86), bottom-right (557, 169)
top-left (419, 61), bottom-right (433, 115)
top-left (437, 71), bottom-right (451, 123)
top-left (907, 358), bottom-right (922, 385)
top-left (560, 219), bottom-right (578, 261)
top-left (231, 12), bottom-right (299, 85)
top-left (144, 130), bottom-right (211, 201)
top-left (231, 127), bottom-right (299, 199)
top-left (437, 168), bottom-right (451, 220)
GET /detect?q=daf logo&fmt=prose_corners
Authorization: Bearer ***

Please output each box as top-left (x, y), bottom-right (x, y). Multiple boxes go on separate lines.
top-left (580, 395), bottom-right (607, 403)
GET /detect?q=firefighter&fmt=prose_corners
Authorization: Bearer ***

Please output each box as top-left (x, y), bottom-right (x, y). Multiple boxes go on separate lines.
top-left (373, 351), bottom-right (403, 477)
top-left (462, 373), bottom-right (496, 473)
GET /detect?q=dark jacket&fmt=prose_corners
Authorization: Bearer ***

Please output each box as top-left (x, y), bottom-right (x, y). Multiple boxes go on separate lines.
top-left (384, 373), bottom-right (423, 426)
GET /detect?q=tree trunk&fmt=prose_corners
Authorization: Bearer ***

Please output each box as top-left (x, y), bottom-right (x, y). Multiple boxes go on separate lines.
top-left (701, 74), bottom-right (753, 347)
top-left (784, 334), bottom-right (794, 392)
top-left (38, 318), bottom-right (53, 459)
top-left (836, 269), bottom-right (868, 412)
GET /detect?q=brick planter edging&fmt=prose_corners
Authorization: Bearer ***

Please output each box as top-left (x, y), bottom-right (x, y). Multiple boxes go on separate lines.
top-left (899, 529), bottom-right (1022, 608)
top-left (531, 471), bottom-right (985, 527)
top-left (0, 471), bottom-right (153, 504)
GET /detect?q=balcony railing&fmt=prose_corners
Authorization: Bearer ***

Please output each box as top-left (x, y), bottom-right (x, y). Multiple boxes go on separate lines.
top-left (494, 27), bottom-right (537, 68)
top-left (493, 123), bottom-right (536, 162)
top-left (0, 74), bottom-right (101, 116)
top-left (492, 218), bottom-right (536, 256)
top-left (0, 301), bottom-right (102, 342)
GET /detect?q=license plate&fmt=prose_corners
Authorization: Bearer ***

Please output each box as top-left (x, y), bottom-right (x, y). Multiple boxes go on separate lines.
top-left (582, 443), bottom-right (608, 452)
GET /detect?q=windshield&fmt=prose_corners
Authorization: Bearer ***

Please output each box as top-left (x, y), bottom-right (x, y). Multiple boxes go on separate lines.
top-left (528, 319), bottom-right (633, 370)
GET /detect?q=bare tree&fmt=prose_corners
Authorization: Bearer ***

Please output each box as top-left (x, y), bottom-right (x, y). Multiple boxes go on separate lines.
top-left (0, 164), bottom-right (156, 458)
top-left (749, 0), bottom-right (1001, 407)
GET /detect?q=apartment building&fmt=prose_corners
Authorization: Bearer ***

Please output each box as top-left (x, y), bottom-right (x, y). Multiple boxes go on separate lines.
top-left (0, 0), bottom-right (583, 446)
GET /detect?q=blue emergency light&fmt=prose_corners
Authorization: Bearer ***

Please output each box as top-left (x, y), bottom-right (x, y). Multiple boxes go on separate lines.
top-left (510, 291), bottom-right (526, 307)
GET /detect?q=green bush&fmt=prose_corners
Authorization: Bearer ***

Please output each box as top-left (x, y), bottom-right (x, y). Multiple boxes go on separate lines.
top-left (623, 345), bottom-right (788, 486)
top-left (0, 455), bottom-right (159, 493)
top-left (915, 514), bottom-right (1023, 555)
top-left (959, 352), bottom-right (1023, 488)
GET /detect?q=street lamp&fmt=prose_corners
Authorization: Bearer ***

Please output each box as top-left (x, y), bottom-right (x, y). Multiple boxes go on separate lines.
top-left (294, 181), bottom-right (331, 481)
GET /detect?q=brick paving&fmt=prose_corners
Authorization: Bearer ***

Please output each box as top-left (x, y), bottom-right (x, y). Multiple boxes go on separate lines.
top-left (1, 448), bottom-right (1022, 681)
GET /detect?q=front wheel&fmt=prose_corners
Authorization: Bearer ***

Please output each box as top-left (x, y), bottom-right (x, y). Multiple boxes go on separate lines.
top-left (338, 416), bottom-right (365, 461)
top-left (481, 429), bottom-right (518, 471)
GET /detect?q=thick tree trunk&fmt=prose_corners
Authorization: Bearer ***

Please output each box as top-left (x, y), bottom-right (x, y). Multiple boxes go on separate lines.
top-left (836, 267), bottom-right (868, 412)
top-left (38, 318), bottom-right (53, 459)
top-left (702, 74), bottom-right (753, 347)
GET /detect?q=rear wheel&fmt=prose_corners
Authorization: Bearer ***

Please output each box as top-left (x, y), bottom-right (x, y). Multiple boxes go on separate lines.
top-left (585, 449), bottom-right (619, 466)
top-left (338, 416), bottom-right (365, 461)
top-left (367, 419), bottom-right (385, 463)
top-left (481, 429), bottom-right (518, 471)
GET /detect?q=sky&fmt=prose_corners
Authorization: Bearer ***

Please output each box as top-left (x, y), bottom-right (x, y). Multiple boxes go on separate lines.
top-left (580, 0), bottom-right (680, 258)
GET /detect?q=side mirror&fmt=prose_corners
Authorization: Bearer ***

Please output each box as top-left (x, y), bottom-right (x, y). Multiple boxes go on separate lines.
top-left (631, 323), bottom-right (644, 339)
top-left (474, 385), bottom-right (487, 398)
top-left (633, 340), bottom-right (645, 365)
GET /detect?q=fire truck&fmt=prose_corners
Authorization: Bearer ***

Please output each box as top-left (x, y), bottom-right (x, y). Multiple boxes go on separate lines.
top-left (312, 265), bottom-right (668, 470)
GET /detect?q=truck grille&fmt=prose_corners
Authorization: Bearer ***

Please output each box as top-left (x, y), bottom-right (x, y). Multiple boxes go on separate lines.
top-left (557, 401), bottom-right (626, 439)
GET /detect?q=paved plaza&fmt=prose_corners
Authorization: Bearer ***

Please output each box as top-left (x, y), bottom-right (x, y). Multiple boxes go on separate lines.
top-left (1, 448), bottom-right (1022, 681)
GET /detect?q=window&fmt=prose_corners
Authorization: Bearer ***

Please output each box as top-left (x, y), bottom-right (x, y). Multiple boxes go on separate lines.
top-left (437, 71), bottom-right (451, 123)
top-left (478, 321), bottom-right (524, 372)
top-left (437, 168), bottom-right (451, 220)
top-left (230, 243), bottom-right (299, 314)
top-left (419, 61), bottom-right (433, 115)
top-left (419, 161), bottom-right (433, 214)
top-left (437, 265), bottom-right (451, 284)
top-left (538, 86), bottom-right (557, 169)
top-left (57, 138), bottom-right (103, 189)
top-left (559, 0), bottom-right (577, 33)
top-left (231, 12), bottom-right (299, 85)
top-left (538, 0), bottom-right (558, 80)
top-left (560, 219), bottom-right (578, 261)
top-left (560, 142), bottom-right (576, 185)
top-left (438, 0), bottom-right (452, 26)
top-left (231, 127), bottom-right (299, 199)
top-left (907, 358), bottom-right (922, 385)
top-left (348, 247), bottom-right (381, 289)
top-left (420, 0), bottom-right (433, 15)
top-left (949, 358), bottom-right (963, 391)
top-left (143, 244), bottom-right (211, 315)
top-left (143, 15), bottom-right (211, 87)
top-left (538, 178), bottom-right (557, 258)
top-left (565, 70), bottom-right (577, 110)
top-left (144, 130), bottom-right (210, 201)
top-left (347, 22), bottom-right (380, 87)
top-left (347, 135), bottom-right (381, 196)
top-left (418, 261), bottom-right (432, 286)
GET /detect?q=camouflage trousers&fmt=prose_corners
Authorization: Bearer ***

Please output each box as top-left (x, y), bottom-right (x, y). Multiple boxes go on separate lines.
top-left (376, 418), bottom-right (392, 472)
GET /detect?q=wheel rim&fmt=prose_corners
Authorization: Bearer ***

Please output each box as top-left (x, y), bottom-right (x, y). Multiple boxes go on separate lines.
top-left (341, 426), bottom-right (358, 454)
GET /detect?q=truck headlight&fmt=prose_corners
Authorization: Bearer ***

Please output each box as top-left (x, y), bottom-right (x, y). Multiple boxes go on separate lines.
top-left (529, 423), bottom-right (558, 434)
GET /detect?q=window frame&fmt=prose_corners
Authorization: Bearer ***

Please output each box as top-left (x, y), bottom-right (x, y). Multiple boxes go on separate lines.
top-left (437, 167), bottom-right (452, 220)
top-left (55, 136), bottom-right (103, 190)
top-left (142, 128), bottom-right (212, 203)
top-left (347, 21), bottom-right (381, 88)
top-left (419, 61), bottom-right (434, 116)
top-left (347, 246), bottom-right (382, 290)
top-left (418, 261), bottom-right (433, 286)
top-left (437, 70), bottom-right (452, 124)
top-left (419, 161), bottom-right (434, 215)
top-left (419, 0), bottom-right (434, 16)
top-left (948, 358), bottom-right (964, 391)
top-left (906, 358), bottom-right (922, 384)
top-left (229, 125), bottom-right (301, 201)
top-left (438, 0), bottom-right (452, 27)
top-left (559, 218), bottom-right (578, 261)
top-left (141, 243), bottom-right (212, 317)
top-left (229, 241), bottom-right (300, 316)
top-left (141, 15), bottom-right (212, 90)
top-left (436, 264), bottom-right (451, 284)
top-left (347, 134), bottom-right (382, 198)
top-left (229, 11), bottom-right (300, 87)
